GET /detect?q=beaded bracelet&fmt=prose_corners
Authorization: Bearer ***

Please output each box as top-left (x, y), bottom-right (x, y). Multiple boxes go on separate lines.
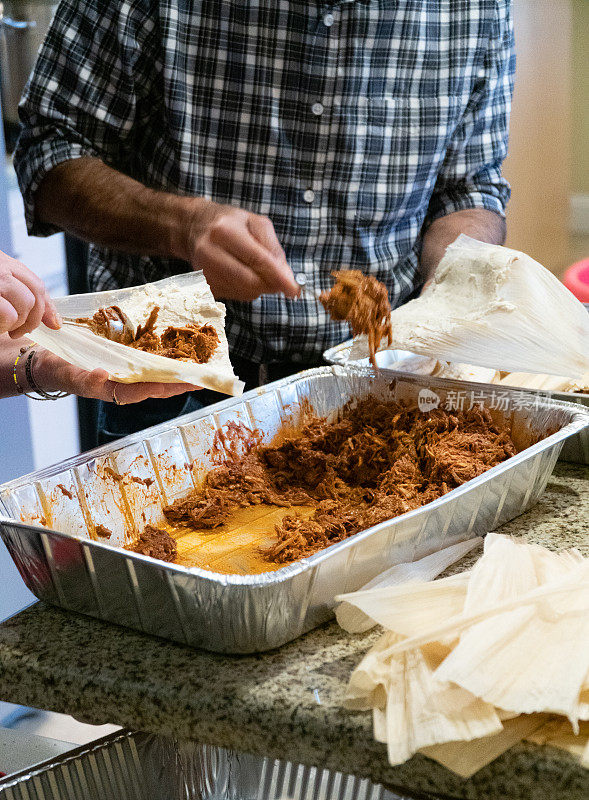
top-left (12, 345), bottom-right (33, 395)
top-left (26, 349), bottom-right (69, 400)
top-left (13, 346), bottom-right (69, 401)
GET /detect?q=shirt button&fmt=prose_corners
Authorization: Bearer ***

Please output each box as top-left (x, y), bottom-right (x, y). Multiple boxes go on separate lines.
top-left (311, 102), bottom-right (324, 116)
top-left (303, 189), bottom-right (315, 203)
top-left (323, 13), bottom-right (334, 27)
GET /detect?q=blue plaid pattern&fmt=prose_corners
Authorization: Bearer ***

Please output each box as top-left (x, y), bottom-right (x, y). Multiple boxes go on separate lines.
top-left (15, 0), bottom-right (514, 364)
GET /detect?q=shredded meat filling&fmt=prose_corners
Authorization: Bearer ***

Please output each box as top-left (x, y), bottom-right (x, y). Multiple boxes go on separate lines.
top-left (130, 318), bottom-right (219, 364)
top-left (127, 525), bottom-right (178, 562)
top-left (77, 305), bottom-right (135, 344)
top-left (134, 306), bottom-right (160, 340)
top-left (320, 270), bottom-right (392, 368)
top-left (94, 524), bottom-right (112, 539)
top-left (163, 400), bottom-right (517, 564)
top-left (78, 304), bottom-right (219, 364)
top-left (157, 323), bottom-right (219, 363)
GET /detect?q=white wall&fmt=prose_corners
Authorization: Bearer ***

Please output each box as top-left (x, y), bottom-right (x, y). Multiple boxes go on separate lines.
top-left (0, 98), bottom-right (80, 620)
top-left (6, 188), bottom-right (80, 474)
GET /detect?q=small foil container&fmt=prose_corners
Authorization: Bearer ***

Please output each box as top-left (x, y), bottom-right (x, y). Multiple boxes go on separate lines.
top-left (1, 367), bottom-right (587, 653)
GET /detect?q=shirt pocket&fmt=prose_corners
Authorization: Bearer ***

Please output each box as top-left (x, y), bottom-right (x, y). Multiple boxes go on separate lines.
top-left (331, 94), bottom-right (467, 228)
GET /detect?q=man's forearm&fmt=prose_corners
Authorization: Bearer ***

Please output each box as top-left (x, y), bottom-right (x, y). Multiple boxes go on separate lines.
top-left (420, 208), bottom-right (506, 282)
top-left (35, 158), bottom-right (196, 260)
top-left (34, 158), bottom-right (298, 300)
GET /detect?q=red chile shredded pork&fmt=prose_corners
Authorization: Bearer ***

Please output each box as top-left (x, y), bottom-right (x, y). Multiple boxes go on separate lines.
top-left (78, 306), bottom-right (219, 364)
top-left (162, 400), bottom-right (517, 565)
top-left (320, 270), bottom-right (393, 368)
top-left (127, 525), bottom-right (178, 562)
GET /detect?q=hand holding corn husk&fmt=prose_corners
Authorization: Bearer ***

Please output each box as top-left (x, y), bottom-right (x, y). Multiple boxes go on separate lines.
top-left (350, 236), bottom-right (589, 380)
top-left (337, 534), bottom-right (589, 777)
top-left (30, 272), bottom-right (245, 395)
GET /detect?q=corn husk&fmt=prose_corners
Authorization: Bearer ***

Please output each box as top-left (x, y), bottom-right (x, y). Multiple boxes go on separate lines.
top-left (463, 534), bottom-right (541, 613)
top-left (464, 533), bottom-right (584, 612)
top-left (383, 643), bottom-right (502, 765)
top-left (345, 633), bottom-right (502, 763)
top-left (421, 714), bottom-right (550, 778)
top-left (390, 355), bottom-right (500, 384)
top-left (439, 534), bottom-right (589, 724)
top-left (335, 538), bottom-right (481, 633)
top-left (434, 600), bottom-right (589, 728)
top-left (342, 535), bottom-right (589, 774)
top-left (497, 371), bottom-right (589, 393)
top-left (350, 235), bottom-right (589, 379)
top-left (336, 572), bottom-right (469, 640)
top-left (378, 561), bottom-right (589, 660)
top-left (31, 272), bottom-right (245, 395)
top-left (344, 631), bottom-right (403, 711)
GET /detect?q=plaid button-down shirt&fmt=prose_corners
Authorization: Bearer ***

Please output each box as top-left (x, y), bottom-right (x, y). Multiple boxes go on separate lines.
top-left (15, 0), bottom-right (514, 364)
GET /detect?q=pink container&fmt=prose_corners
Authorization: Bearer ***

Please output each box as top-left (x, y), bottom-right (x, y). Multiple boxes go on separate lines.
top-left (563, 258), bottom-right (589, 302)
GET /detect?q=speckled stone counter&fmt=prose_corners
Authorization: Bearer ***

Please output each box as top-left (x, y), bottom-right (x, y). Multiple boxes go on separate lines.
top-left (0, 463), bottom-right (587, 800)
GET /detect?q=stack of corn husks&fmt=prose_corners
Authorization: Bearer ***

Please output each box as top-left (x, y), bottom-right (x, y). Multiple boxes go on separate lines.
top-left (336, 534), bottom-right (589, 778)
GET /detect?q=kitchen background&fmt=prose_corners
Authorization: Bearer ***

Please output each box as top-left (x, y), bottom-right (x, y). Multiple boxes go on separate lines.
top-left (0, 0), bottom-right (587, 757)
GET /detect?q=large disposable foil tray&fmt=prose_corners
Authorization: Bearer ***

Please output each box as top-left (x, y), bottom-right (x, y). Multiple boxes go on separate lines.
top-left (1, 368), bottom-right (587, 654)
top-left (0, 729), bottom-right (414, 800)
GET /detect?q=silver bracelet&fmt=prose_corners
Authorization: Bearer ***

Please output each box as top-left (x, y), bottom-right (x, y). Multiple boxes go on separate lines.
top-left (24, 349), bottom-right (69, 401)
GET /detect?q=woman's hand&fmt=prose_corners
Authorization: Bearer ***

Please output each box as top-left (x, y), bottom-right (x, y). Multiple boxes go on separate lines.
top-left (0, 251), bottom-right (61, 338)
top-left (32, 348), bottom-right (199, 403)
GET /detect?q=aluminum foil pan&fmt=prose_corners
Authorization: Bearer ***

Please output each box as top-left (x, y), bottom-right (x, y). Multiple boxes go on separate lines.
top-left (1, 367), bottom-right (588, 653)
top-left (0, 729), bottom-right (416, 800)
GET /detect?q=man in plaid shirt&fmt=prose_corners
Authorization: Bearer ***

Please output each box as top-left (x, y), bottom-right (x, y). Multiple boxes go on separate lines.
top-left (15, 0), bottom-right (514, 441)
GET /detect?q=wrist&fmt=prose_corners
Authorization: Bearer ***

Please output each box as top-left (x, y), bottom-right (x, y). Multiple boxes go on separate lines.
top-left (169, 195), bottom-right (215, 262)
top-left (14, 344), bottom-right (33, 395)
top-left (29, 347), bottom-right (53, 392)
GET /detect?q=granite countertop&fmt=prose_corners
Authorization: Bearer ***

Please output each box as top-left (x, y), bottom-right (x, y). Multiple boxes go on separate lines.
top-left (0, 463), bottom-right (587, 800)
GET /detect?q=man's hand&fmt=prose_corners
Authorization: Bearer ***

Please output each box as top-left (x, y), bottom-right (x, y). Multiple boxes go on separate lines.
top-left (33, 348), bottom-right (199, 403)
top-left (0, 251), bottom-right (61, 338)
top-left (420, 208), bottom-right (506, 285)
top-left (183, 202), bottom-right (299, 301)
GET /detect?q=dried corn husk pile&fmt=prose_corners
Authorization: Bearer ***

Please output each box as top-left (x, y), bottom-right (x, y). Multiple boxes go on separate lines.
top-left (336, 534), bottom-right (589, 778)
